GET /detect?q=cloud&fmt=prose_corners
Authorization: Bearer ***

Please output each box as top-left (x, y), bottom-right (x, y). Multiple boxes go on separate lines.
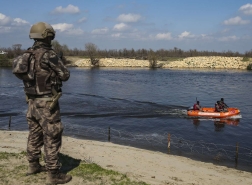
top-left (0, 13), bottom-right (12, 25)
top-left (218, 35), bottom-right (238, 41)
top-left (52, 4), bottom-right (80, 14)
top-left (52, 23), bottom-right (73, 32)
top-left (117, 13), bottom-right (142, 23)
top-left (91, 27), bottom-right (109, 34)
top-left (221, 28), bottom-right (230, 33)
top-left (13, 18), bottom-right (29, 26)
top-left (200, 34), bottom-right (214, 40)
top-left (113, 23), bottom-right (129, 31)
top-left (239, 3), bottom-right (252, 15)
top-left (223, 16), bottom-right (250, 25)
top-left (155, 32), bottom-right (172, 40)
top-left (178, 31), bottom-right (195, 39)
top-left (51, 23), bottom-right (84, 35)
top-left (78, 17), bottom-right (87, 23)
top-left (66, 28), bottom-right (84, 35)
top-left (0, 26), bottom-right (11, 33)
top-left (0, 13), bottom-right (29, 34)
top-left (111, 33), bottom-right (121, 38)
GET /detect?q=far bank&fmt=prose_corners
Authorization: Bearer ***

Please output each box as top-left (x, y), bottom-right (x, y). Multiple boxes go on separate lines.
top-left (72, 56), bottom-right (252, 70)
top-left (1, 56), bottom-right (252, 70)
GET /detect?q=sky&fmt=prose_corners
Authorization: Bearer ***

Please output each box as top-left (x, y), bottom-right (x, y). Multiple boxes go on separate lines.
top-left (0, 0), bottom-right (252, 53)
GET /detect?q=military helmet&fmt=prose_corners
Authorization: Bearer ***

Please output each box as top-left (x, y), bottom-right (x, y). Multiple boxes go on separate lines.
top-left (29, 22), bottom-right (55, 40)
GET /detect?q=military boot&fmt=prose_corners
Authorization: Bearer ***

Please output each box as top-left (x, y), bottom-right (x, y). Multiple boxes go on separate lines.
top-left (46, 170), bottom-right (72, 185)
top-left (26, 161), bottom-right (47, 175)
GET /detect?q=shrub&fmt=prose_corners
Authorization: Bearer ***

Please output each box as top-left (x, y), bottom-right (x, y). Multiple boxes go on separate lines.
top-left (247, 64), bottom-right (252, 70)
top-left (242, 57), bottom-right (250, 61)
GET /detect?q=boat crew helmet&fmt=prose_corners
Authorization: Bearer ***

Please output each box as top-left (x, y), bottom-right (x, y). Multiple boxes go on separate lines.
top-left (29, 22), bottom-right (55, 40)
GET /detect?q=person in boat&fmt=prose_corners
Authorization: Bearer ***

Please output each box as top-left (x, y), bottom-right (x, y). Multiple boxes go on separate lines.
top-left (193, 101), bottom-right (203, 111)
top-left (215, 101), bottom-right (224, 112)
top-left (219, 98), bottom-right (228, 111)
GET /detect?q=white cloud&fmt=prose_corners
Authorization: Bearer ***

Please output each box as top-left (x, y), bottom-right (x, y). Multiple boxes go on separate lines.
top-left (13, 18), bottom-right (29, 26)
top-left (0, 13), bottom-right (29, 26)
top-left (117, 13), bottom-right (142, 23)
top-left (178, 31), bottom-right (195, 39)
top-left (66, 28), bottom-right (84, 35)
top-left (200, 34), bottom-right (213, 40)
top-left (51, 23), bottom-right (84, 35)
top-left (52, 23), bottom-right (73, 32)
top-left (218, 35), bottom-right (238, 41)
top-left (113, 23), bottom-right (129, 31)
top-left (0, 13), bottom-right (29, 34)
top-left (91, 27), bottom-right (109, 34)
top-left (52, 4), bottom-right (80, 14)
top-left (0, 13), bottom-right (12, 25)
top-left (223, 16), bottom-right (250, 25)
top-left (78, 17), bottom-right (87, 23)
top-left (0, 26), bottom-right (11, 33)
top-left (239, 3), bottom-right (252, 15)
top-left (111, 33), bottom-right (121, 38)
top-left (155, 32), bottom-right (172, 40)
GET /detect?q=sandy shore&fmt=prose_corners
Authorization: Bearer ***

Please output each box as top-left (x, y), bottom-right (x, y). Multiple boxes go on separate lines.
top-left (73, 56), bottom-right (251, 70)
top-left (0, 130), bottom-right (252, 185)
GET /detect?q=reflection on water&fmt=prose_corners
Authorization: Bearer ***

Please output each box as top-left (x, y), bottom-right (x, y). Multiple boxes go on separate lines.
top-left (192, 118), bottom-right (240, 132)
top-left (192, 118), bottom-right (240, 126)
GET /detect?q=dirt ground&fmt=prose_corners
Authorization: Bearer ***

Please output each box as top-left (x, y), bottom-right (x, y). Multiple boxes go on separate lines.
top-left (1, 130), bottom-right (252, 185)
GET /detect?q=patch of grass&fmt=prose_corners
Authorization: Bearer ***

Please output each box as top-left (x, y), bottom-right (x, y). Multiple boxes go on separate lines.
top-left (60, 153), bottom-right (148, 184)
top-left (158, 57), bottom-right (185, 62)
top-left (242, 57), bottom-right (250, 61)
top-left (0, 151), bottom-right (25, 160)
top-left (0, 151), bottom-right (149, 185)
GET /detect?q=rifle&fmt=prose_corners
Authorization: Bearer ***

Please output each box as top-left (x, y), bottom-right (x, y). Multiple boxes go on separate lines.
top-left (49, 92), bottom-right (62, 111)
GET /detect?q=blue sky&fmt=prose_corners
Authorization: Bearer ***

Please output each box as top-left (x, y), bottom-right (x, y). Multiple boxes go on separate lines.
top-left (1, 0), bottom-right (252, 53)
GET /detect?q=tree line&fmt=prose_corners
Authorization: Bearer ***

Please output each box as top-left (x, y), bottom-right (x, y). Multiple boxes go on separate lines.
top-left (1, 41), bottom-right (252, 61)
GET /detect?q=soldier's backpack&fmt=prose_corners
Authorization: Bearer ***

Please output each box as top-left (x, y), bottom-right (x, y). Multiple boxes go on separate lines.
top-left (12, 49), bottom-right (35, 81)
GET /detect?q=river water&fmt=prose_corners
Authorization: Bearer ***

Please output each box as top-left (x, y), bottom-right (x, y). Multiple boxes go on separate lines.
top-left (1, 67), bottom-right (252, 171)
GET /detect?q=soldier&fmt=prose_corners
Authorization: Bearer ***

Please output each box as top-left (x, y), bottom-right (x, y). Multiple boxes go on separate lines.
top-left (193, 101), bottom-right (203, 111)
top-left (219, 98), bottom-right (229, 112)
top-left (14, 22), bottom-right (72, 184)
top-left (215, 101), bottom-right (224, 112)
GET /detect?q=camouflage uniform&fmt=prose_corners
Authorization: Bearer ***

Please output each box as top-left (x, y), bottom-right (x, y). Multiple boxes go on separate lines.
top-left (25, 41), bottom-right (70, 171)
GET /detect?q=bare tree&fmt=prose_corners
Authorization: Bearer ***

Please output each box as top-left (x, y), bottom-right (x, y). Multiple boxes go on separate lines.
top-left (51, 40), bottom-right (70, 64)
top-left (85, 42), bottom-right (99, 66)
top-left (148, 49), bottom-right (158, 68)
top-left (12, 44), bottom-right (22, 56)
top-left (52, 40), bottom-right (62, 54)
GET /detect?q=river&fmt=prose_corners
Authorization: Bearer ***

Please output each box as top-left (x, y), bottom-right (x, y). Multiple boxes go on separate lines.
top-left (0, 67), bottom-right (252, 171)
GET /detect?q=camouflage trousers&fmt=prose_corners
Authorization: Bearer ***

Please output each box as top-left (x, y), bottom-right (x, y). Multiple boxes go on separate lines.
top-left (26, 98), bottom-right (64, 170)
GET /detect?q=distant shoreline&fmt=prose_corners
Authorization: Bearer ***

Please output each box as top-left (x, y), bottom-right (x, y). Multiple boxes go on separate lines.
top-left (72, 56), bottom-right (252, 70)
top-left (1, 56), bottom-right (251, 70)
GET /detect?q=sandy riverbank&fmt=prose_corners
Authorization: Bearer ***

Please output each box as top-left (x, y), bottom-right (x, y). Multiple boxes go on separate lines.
top-left (1, 56), bottom-right (251, 69)
top-left (73, 56), bottom-right (251, 69)
top-left (0, 130), bottom-right (252, 185)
